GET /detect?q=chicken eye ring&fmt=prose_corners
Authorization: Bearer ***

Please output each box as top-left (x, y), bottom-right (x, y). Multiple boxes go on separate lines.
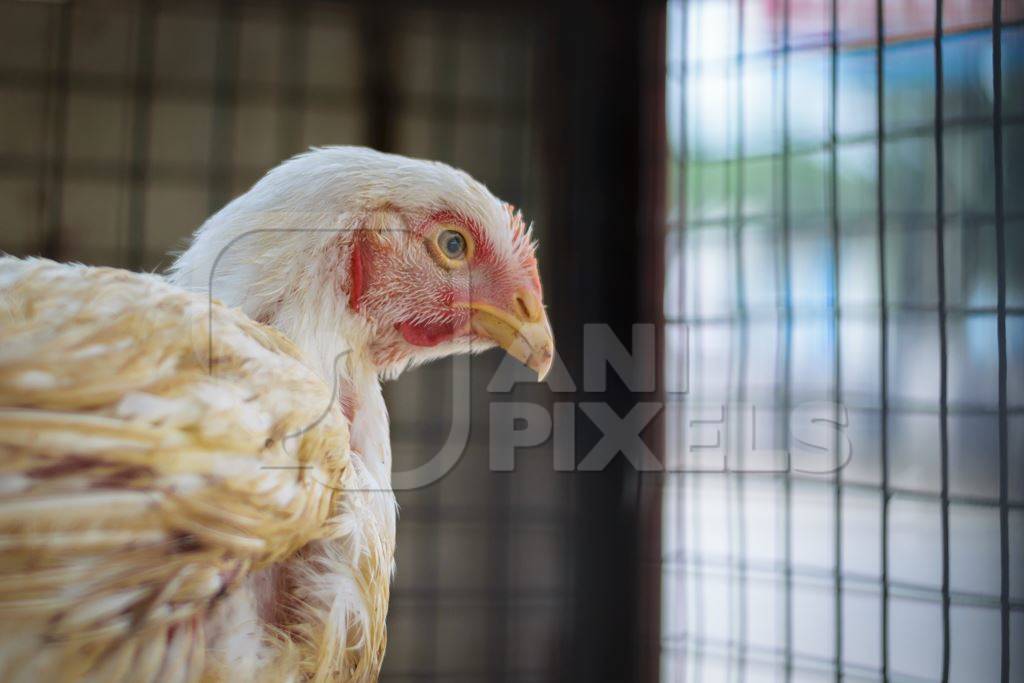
top-left (427, 224), bottom-right (474, 269)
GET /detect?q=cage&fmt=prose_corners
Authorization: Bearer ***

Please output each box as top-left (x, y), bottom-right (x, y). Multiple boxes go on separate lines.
top-left (661, 1), bottom-right (1024, 681)
top-left (0, 0), bottom-right (1021, 681)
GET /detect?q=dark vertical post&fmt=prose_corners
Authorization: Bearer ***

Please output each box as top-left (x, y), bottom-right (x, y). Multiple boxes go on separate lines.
top-left (732, 2), bottom-right (750, 681)
top-left (991, 2), bottom-right (1010, 681)
top-left (781, 0), bottom-right (795, 679)
top-left (933, 1), bottom-right (952, 680)
top-left (672, 3), bottom-right (691, 680)
top-left (688, 4), bottom-right (707, 678)
top-left (539, 2), bottom-right (650, 681)
top-left (828, 0), bottom-right (843, 678)
top-left (875, 1), bottom-right (891, 678)
top-left (637, 2), bottom-right (667, 679)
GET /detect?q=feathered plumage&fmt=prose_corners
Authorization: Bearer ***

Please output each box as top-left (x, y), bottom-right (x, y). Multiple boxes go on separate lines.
top-left (0, 260), bottom-right (389, 682)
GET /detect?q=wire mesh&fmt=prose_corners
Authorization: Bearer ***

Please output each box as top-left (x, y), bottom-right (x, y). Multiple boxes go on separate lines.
top-left (663, 0), bottom-right (1023, 680)
top-left (0, 1), bottom-right (567, 681)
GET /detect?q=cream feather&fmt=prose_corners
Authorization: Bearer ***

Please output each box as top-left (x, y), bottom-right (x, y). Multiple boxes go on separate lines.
top-left (0, 258), bottom-right (392, 682)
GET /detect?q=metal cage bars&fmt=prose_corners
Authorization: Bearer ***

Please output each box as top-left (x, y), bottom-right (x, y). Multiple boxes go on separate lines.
top-left (664, 0), bottom-right (1021, 680)
top-left (0, 2), bottom-right (562, 681)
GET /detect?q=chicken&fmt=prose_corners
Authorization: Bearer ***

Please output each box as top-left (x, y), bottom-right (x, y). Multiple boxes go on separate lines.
top-left (0, 147), bottom-right (553, 682)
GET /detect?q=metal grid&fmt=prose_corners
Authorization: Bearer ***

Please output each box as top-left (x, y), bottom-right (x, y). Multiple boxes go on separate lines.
top-left (0, 1), bottom-right (567, 681)
top-left (663, 0), bottom-right (1023, 680)
top-left (0, 0), bottom-right (365, 269)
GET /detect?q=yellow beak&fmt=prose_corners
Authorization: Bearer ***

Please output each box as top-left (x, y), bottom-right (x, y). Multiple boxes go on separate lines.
top-left (461, 291), bottom-right (554, 380)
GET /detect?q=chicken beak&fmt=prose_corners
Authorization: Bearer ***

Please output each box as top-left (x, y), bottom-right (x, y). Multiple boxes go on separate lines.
top-left (464, 291), bottom-right (554, 381)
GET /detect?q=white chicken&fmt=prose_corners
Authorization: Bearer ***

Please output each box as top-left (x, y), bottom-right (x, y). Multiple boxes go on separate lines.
top-left (0, 147), bottom-right (553, 682)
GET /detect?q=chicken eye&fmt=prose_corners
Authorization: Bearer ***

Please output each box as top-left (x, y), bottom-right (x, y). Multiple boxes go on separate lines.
top-left (438, 230), bottom-right (467, 260)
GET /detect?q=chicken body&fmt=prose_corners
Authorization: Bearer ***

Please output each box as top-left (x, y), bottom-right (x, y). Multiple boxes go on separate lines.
top-left (0, 259), bottom-right (391, 682)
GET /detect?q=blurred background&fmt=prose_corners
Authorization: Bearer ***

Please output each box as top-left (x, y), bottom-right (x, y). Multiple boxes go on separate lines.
top-left (664, 0), bottom-right (1023, 681)
top-left (0, 0), bottom-right (1021, 681)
